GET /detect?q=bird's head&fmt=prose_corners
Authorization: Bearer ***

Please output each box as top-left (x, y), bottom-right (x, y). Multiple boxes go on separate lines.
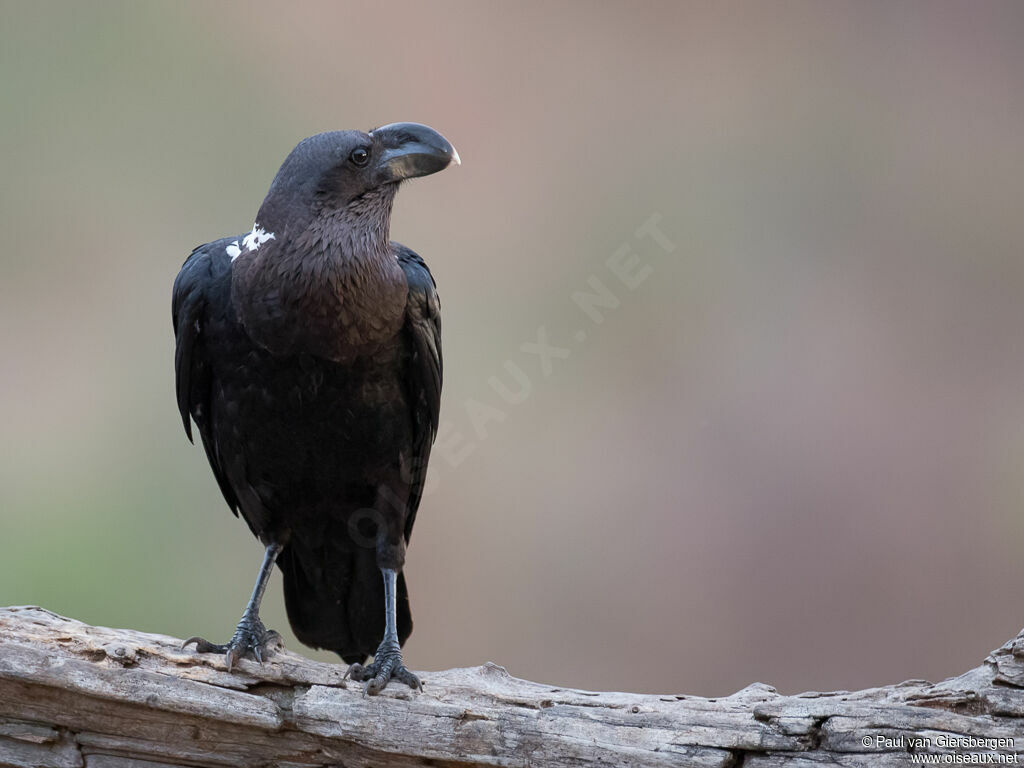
top-left (255, 123), bottom-right (459, 234)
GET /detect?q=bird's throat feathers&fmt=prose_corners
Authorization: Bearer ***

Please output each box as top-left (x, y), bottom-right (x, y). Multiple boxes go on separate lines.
top-left (230, 186), bottom-right (408, 361)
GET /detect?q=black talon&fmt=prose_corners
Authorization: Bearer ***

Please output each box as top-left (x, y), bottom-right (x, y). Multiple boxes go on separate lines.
top-left (181, 542), bottom-right (283, 671)
top-left (348, 648), bottom-right (420, 695)
top-left (345, 568), bottom-right (422, 695)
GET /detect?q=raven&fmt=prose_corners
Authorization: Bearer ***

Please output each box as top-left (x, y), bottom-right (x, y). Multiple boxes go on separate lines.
top-left (172, 123), bottom-right (457, 693)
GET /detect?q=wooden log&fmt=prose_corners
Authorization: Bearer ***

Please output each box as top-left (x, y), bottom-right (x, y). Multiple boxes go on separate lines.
top-left (0, 605), bottom-right (1022, 767)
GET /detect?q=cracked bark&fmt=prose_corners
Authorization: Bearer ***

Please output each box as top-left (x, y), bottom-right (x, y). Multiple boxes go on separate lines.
top-left (1, 606), bottom-right (1023, 767)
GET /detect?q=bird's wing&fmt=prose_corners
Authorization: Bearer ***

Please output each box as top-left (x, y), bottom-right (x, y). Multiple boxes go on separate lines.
top-left (395, 244), bottom-right (442, 543)
top-left (172, 239), bottom-right (241, 515)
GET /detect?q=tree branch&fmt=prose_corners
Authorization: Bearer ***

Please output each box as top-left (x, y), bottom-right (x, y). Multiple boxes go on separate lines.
top-left (1, 606), bottom-right (1022, 767)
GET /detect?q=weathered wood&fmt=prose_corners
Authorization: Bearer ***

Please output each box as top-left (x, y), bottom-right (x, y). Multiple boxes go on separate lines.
top-left (0, 606), bottom-right (1022, 767)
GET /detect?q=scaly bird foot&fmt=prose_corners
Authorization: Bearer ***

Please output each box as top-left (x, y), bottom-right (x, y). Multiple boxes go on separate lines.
top-left (347, 642), bottom-right (422, 695)
top-left (182, 613), bottom-right (281, 672)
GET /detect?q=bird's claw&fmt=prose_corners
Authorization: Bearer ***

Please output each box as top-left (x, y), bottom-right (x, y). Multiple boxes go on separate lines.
top-left (181, 616), bottom-right (281, 672)
top-left (347, 645), bottom-right (422, 695)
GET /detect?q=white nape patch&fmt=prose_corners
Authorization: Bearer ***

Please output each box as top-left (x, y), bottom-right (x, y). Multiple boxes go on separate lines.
top-left (226, 240), bottom-right (241, 261)
top-left (242, 222), bottom-right (276, 252)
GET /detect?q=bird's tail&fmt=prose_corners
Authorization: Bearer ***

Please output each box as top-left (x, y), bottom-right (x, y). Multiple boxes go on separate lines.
top-left (278, 541), bottom-right (412, 664)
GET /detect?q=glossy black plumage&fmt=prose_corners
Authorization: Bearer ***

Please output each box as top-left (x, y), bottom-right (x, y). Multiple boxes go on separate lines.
top-left (172, 124), bottom-right (453, 689)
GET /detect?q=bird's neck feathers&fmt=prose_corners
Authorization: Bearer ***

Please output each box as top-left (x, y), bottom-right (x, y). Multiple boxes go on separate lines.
top-left (230, 187), bottom-right (408, 361)
top-left (305, 187), bottom-right (396, 261)
top-left (253, 183), bottom-right (398, 264)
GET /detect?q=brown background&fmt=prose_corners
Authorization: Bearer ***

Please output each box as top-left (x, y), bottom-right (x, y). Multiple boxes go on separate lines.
top-left (2, 1), bottom-right (1024, 697)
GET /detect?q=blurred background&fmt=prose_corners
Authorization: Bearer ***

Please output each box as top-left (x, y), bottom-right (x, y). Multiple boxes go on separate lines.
top-left (2, 0), bottom-right (1024, 697)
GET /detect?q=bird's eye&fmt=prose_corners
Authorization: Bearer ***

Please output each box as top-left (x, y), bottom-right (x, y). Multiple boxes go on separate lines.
top-left (349, 147), bottom-right (370, 167)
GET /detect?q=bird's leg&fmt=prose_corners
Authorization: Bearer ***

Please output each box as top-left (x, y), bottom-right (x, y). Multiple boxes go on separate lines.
top-left (183, 541), bottom-right (283, 671)
top-left (347, 567), bottom-right (421, 694)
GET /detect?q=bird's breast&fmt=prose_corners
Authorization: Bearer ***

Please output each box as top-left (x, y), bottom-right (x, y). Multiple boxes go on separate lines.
top-left (231, 244), bottom-right (408, 363)
top-left (211, 339), bottom-right (415, 514)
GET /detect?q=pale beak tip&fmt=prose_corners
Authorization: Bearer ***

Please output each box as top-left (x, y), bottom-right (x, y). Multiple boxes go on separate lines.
top-left (451, 147), bottom-right (462, 166)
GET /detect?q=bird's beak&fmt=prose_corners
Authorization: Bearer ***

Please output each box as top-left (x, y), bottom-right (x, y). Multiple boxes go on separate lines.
top-left (372, 122), bottom-right (460, 184)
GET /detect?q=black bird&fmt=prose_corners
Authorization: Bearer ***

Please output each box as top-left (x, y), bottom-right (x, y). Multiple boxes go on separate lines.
top-left (172, 123), bottom-right (456, 693)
